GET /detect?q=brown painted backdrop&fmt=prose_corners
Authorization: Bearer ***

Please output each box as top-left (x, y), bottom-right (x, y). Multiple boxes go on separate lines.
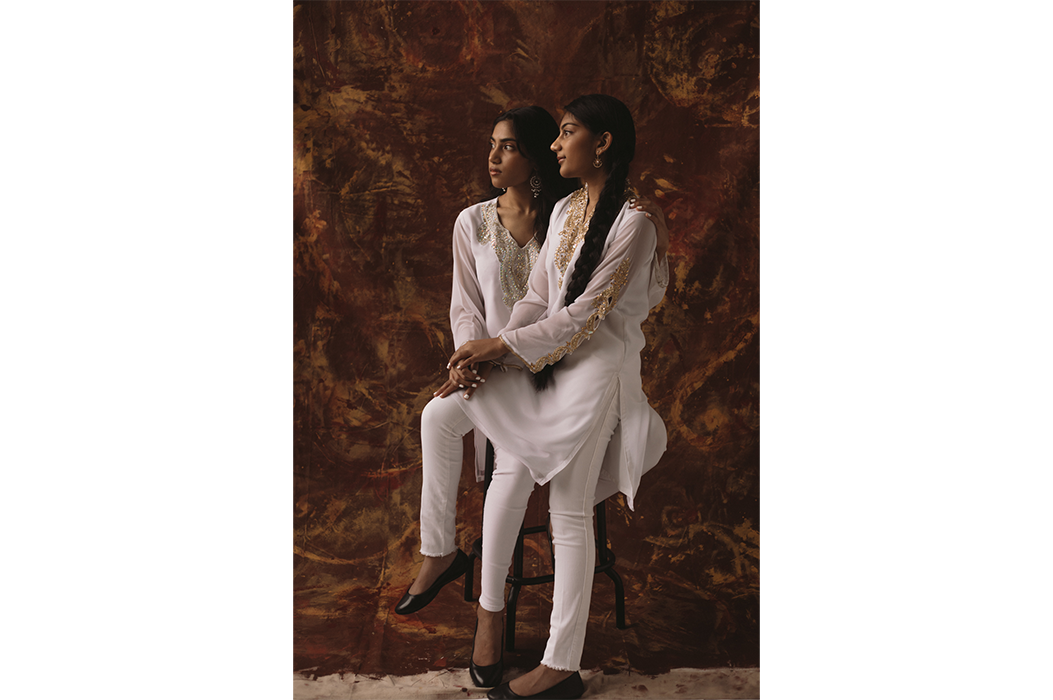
top-left (294, 0), bottom-right (758, 678)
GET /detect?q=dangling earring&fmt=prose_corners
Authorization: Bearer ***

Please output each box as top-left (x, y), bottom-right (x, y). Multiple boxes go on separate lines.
top-left (529, 174), bottom-right (542, 198)
top-left (593, 154), bottom-right (604, 169)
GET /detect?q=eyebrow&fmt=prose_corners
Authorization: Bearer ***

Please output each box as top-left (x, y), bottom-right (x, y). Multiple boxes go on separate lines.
top-left (490, 137), bottom-right (518, 143)
top-left (559, 120), bottom-right (580, 130)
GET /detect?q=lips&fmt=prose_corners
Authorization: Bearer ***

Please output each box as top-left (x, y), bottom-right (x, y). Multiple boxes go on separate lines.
top-left (490, 169), bottom-right (501, 176)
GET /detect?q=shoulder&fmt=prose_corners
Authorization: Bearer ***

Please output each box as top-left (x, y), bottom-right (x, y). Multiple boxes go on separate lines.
top-left (457, 200), bottom-right (491, 222)
top-left (552, 188), bottom-right (586, 219)
top-left (604, 200), bottom-right (656, 255)
top-left (614, 199), bottom-right (654, 233)
top-left (454, 200), bottom-right (493, 232)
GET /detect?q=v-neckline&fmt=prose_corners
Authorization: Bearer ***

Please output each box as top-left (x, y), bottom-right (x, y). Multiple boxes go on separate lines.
top-left (493, 201), bottom-right (536, 250)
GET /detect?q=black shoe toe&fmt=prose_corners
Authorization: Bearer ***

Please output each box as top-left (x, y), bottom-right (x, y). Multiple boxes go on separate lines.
top-left (470, 657), bottom-right (503, 688)
top-left (393, 550), bottom-right (469, 615)
top-left (486, 671), bottom-right (584, 699)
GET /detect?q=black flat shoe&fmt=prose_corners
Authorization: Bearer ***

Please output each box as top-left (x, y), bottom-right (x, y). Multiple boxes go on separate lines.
top-left (469, 620), bottom-right (503, 688)
top-left (487, 671), bottom-right (584, 699)
top-left (394, 550), bottom-right (470, 615)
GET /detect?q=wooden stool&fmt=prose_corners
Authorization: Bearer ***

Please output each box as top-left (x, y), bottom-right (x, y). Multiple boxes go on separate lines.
top-left (464, 440), bottom-right (627, 652)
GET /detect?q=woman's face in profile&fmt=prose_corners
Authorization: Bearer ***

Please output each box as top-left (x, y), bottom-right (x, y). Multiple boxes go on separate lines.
top-left (488, 120), bottom-right (533, 190)
top-left (550, 112), bottom-right (597, 180)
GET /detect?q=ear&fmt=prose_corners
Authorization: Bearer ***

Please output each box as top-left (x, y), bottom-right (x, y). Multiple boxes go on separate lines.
top-left (596, 131), bottom-right (614, 156)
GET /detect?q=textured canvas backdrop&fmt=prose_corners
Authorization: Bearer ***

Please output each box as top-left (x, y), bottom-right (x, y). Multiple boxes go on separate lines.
top-left (294, 0), bottom-right (758, 676)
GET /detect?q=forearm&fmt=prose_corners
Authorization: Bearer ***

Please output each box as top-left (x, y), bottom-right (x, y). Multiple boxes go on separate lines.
top-left (449, 337), bottom-right (511, 369)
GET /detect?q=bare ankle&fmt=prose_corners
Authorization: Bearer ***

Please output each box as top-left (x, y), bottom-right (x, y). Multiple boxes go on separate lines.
top-left (472, 607), bottom-right (503, 666)
top-left (430, 551), bottom-right (456, 567)
top-left (477, 605), bottom-right (502, 619)
top-left (407, 552), bottom-right (457, 594)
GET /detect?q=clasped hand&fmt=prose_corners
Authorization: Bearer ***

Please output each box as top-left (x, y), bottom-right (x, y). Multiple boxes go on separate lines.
top-left (433, 337), bottom-right (508, 400)
top-left (433, 361), bottom-right (492, 400)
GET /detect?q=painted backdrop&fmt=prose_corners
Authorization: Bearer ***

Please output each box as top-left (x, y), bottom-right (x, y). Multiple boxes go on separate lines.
top-left (294, 0), bottom-right (758, 678)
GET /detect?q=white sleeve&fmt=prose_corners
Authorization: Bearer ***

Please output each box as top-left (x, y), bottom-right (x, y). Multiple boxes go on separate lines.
top-left (500, 211), bottom-right (657, 372)
top-left (449, 210), bottom-right (487, 349)
top-left (647, 253), bottom-right (669, 310)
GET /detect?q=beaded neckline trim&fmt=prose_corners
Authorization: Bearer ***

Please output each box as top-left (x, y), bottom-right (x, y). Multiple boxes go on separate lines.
top-left (477, 200), bottom-right (540, 309)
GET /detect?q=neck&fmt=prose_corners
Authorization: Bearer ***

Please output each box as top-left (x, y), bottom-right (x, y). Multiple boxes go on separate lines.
top-left (580, 171), bottom-right (609, 206)
top-left (498, 183), bottom-right (535, 213)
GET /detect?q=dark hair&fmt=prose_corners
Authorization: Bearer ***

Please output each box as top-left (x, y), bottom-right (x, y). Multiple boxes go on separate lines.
top-left (481, 106), bottom-right (575, 246)
top-left (533, 94), bottom-right (636, 391)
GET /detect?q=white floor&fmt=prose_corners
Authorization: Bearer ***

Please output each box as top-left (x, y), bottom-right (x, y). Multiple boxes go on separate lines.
top-left (294, 667), bottom-right (759, 699)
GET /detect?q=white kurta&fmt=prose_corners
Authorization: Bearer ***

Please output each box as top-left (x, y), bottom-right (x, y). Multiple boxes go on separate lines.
top-left (449, 199), bottom-right (541, 481)
top-left (457, 189), bottom-right (668, 510)
top-left (450, 200), bottom-right (540, 349)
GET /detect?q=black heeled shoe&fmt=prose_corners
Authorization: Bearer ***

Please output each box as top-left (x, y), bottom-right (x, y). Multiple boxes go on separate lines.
top-left (469, 619), bottom-right (504, 688)
top-left (487, 671), bottom-right (584, 699)
top-left (394, 550), bottom-right (470, 615)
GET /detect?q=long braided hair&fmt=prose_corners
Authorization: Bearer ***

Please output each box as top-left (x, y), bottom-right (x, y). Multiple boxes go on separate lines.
top-left (533, 94), bottom-right (637, 391)
top-left (480, 106), bottom-right (576, 246)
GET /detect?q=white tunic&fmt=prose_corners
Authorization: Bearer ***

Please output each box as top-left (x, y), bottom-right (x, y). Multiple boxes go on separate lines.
top-left (449, 199), bottom-right (541, 481)
top-left (455, 190), bottom-right (668, 510)
top-left (450, 200), bottom-right (540, 352)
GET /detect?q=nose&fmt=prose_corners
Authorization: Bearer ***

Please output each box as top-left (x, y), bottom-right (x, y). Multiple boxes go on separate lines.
top-left (550, 138), bottom-right (559, 152)
top-left (489, 146), bottom-right (500, 164)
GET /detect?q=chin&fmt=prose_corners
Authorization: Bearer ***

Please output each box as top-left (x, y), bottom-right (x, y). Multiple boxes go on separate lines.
top-left (560, 164), bottom-right (582, 179)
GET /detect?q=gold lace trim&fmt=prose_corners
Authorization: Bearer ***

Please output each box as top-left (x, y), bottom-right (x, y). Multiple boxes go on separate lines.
top-left (554, 188), bottom-right (639, 289)
top-left (477, 200), bottom-right (540, 309)
top-left (514, 256), bottom-right (632, 373)
top-left (554, 189), bottom-right (591, 289)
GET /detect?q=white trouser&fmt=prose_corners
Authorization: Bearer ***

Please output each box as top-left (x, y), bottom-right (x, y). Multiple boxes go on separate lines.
top-left (420, 392), bottom-right (620, 671)
top-left (419, 394), bottom-right (537, 557)
top-left (418, 395), bottom-right (477, 557)
top-left (419, 393), bottom-right (621, 557)
top-left (479, 401), bottom-right (620, 672)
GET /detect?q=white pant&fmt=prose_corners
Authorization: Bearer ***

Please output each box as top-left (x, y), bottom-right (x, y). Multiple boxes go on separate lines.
top-left (419, 393), bottom-right (620, 672)
top-left (418, 395), bottom-right (475, 557)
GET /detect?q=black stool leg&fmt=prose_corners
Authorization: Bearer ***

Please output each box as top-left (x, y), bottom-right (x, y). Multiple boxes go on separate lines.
top-left (607, 568), bottom-right (627, 629)
top-left (595, 501), bottom-right (627, 629)
top-left (464, 554), bottom-right (476, 602)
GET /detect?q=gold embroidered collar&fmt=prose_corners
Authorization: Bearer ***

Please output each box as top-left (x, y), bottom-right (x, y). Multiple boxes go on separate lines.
top-left (477, 200), bottom-right (540, 309)
top-left (554, 188), bottom-right (638, 289)
top-left (554, 189), bottom-right (591, 289)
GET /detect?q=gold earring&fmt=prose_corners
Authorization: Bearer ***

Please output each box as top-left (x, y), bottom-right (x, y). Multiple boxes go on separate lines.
top-left (593, 155), bottom-right (603, 169)
top-left (530, 174), bottom-right (542, 198)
